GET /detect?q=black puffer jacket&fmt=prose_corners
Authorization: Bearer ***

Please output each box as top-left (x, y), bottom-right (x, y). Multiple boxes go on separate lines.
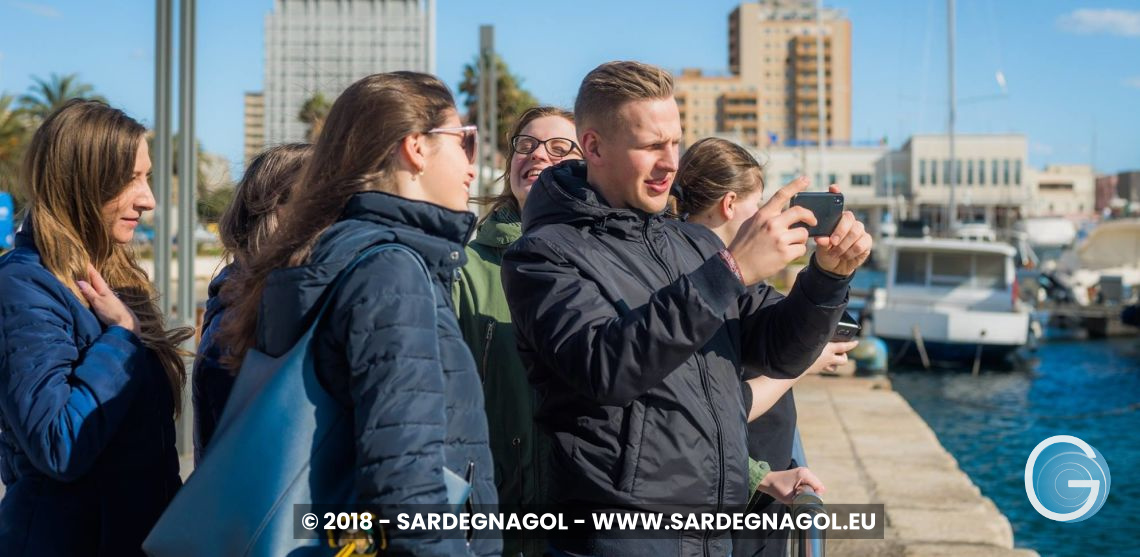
top-left (502, 161), bottom-right (849, 555)
top-left (256, 191), bottom-right (500, 557)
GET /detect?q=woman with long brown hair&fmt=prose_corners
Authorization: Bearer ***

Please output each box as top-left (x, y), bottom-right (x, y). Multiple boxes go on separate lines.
top-left (0, 99), bottom-right (190, 556)
top-left (218, 72), bottom-right (499, 556)
top-left (453, 106), bottom-right (580, 557)
top-left (192, 143), bottom-right (310, 462)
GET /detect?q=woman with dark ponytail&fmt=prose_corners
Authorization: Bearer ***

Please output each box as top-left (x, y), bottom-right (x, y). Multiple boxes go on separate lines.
top-left (0, 99), bottom-right (190, 556)
top-left (674, 137), bottom-right (853, 557)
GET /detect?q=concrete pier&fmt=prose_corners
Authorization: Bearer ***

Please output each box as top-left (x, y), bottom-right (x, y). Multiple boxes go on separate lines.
top-left (795, 375), bottom-right (1038, 556)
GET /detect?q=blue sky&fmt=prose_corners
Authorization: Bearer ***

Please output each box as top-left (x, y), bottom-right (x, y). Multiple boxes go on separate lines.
top-left (1, 0), bottom-right (1138, 178)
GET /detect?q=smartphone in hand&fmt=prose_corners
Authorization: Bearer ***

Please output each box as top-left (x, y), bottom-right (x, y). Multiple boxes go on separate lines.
top-left (790, 192), bottom-right (844, 237)
top-left (830, 310), bottom-right (861, 342)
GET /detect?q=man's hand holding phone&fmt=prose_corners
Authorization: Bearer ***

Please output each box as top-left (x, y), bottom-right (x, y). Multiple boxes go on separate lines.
top-left (807, 185), bottom-right (873, 277)
top-left (727, 177), bottom-right (817, 285)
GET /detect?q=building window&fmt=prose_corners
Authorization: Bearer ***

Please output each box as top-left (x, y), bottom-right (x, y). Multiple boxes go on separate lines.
top-left (978, 159), bottom-right (986, 185)
top-left (1003, 159), bottom-right (1010, 185)
top-left (851, 173), bottom-right (872, 186)
top-left (992, 159), bottom-right (999, 185)
top-left (956, 160), bottom-right (963, 185)
top-left (919, 160), bottom-right (926, 186)
top-left (931, 159), bottom-right (938, 185)
top-left (1015, 159), bottom-right (1022, 185)
top-left (943, 160), bottom-right (951, 186)
top-left (967, 160), bottom-right (974, 185)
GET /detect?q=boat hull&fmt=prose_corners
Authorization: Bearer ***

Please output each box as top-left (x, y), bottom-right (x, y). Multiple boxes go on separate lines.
top-left (872, 307), bottom-right (1030, 366)
top-left (881, 337), bottom-right (1022, 367)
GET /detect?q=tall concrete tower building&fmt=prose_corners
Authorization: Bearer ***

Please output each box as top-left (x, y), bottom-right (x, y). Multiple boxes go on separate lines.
top-left (676, 0), bottom-right (850, 148)
top-left (262, 0), bottom-right (436, 146)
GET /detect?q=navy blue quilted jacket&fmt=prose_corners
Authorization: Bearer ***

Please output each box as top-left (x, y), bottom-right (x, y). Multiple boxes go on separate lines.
top-left (254, 191), bottom-right (500, 557)
top-left (192, 264), bottom-right (235, 462)
top-left (0, 223), bottom-right (181, 556)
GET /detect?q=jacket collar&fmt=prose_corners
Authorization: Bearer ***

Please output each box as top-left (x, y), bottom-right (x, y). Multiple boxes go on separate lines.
top-left (521, 160), bottom-right (664, 240)
top-left (472, 207), bottom-right (522, 248)
top-left (14, 215), bottom-right (35, 251)
top-left (335, 190), bottom-right (476, 279)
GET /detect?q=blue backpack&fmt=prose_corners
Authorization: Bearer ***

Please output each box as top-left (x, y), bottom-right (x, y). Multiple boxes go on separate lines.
top-left (144, 243), bottom-right (460, 556)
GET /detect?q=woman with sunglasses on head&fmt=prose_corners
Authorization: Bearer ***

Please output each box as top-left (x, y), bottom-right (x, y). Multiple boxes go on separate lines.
top-left (453, 106), bottom-right (581, 557)
top-left (219, 72), bottom-right (499, 556)
top-left (0, 100), bottom-right (190, 556)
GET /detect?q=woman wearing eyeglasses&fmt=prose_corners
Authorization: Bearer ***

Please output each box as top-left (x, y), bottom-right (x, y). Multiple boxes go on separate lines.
top-left (219, 72), bottom-right (499, 556)
top-left (453, 106), bottom-right (581, 557)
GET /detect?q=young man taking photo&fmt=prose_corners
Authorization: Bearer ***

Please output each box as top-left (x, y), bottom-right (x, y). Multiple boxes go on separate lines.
top-left (501, 61), bottom-right (872, 557)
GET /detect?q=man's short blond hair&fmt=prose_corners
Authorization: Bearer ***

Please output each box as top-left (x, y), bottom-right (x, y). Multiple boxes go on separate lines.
top-left (574, 61), bottom-right (674, 133)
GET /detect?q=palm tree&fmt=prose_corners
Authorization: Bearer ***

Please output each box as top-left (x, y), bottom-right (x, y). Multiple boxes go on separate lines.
top-left (18, 73), bottom-right (105, 121)
top-left (0, 94), bottom-right (31, 197)
top-left (459, 54), bottom-right (540, 156)
top-left (297, 92), bottom-right (331, 142)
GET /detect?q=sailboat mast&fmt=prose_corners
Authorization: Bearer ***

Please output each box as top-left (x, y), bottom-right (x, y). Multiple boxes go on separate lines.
top-left (816, 0), bottom-right (827, 188)
top-left (947, 0), bottom-right (957, 231)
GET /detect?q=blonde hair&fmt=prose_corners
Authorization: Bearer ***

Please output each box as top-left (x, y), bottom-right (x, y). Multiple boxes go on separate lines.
top-left (21, 99), bottom-right (192, 413)
top-left (574, 61), bottom-right (673, 133)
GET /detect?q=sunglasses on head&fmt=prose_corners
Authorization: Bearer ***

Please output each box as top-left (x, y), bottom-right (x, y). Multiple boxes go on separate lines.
top-left (426, 125), bottom-right (478, 163)
top-left (511, 134), bottom-right (581, 158)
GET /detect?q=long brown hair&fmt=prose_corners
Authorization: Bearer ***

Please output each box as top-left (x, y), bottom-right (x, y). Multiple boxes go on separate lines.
top-left (220, 71), bottom-right (457, 369)
top-left (476, 106), bottom-right (574, 222)
top-left (21, 99), bottom-right (192, 413)
top-left (672, 137), bottom-right (764, 218)
top-left (218, 143), bottom-right (311, 268)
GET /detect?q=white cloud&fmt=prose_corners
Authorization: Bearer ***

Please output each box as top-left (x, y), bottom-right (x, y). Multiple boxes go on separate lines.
top-left (1124, 77), bottom-right (1140, 90)
top-left (7, 1), bottom-right (61, 18)
top-left (1057, 9), bottom-right (1140, 37)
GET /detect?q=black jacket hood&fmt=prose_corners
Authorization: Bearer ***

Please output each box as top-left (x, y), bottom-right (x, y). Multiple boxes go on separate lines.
top-left (522, 160), bottom-right (660, 239)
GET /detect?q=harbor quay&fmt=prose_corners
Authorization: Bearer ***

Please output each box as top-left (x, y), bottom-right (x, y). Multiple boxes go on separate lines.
top-left (795, 374), bottom-right (1038, 557)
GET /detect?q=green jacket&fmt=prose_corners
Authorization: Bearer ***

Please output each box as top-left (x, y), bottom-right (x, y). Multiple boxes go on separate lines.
top-left (453, 208), bottom-right (548, 557)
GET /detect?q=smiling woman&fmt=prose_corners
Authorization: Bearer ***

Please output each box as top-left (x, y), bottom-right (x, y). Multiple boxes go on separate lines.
top-left (0, 98), bottom-right (190, 557)
top-left (454, 105), bottom-right (580, 557)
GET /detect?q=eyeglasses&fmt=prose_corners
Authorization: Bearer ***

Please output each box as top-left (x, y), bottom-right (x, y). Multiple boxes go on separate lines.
top-left (427, 125), bottom-right (478, 163)
top-left (511, 134), bottom-right (581, 158)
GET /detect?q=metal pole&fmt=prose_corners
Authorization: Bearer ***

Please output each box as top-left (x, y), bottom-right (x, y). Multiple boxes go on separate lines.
top-left (154, 0), bottom-right (173, 315)
top-left (478, 25), bottom-right (495, 202)
top-left (815, 0), bottom-right (827, 188)
top-left (177, 0), bottom-right (197, 457)
top-left (178, 0), bottom-right (196, 333)
top-left (424, 0), bottom-right (436, 74)
top-left (947, 0), bottom-right (957, 232)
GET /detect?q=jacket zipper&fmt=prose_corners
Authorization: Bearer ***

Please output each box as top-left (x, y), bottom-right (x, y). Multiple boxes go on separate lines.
top-left (479, 321), bottom-right (494, 384)
top-left (641, 219), bottom-right (727, 517)
top-left (512, 437), bottom-right (524, 508)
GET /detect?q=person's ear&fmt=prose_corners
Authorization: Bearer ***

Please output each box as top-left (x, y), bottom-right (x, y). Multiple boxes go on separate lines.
top-left (721, 191), bottom-right (737, 221)
top-left (580, 128), bottom-right (602, 162)
top-left (398, 133), bottom-right (428, 175)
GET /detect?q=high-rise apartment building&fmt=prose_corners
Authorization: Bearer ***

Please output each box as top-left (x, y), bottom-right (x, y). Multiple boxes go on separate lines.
top-left (243, 91), bottom-right (265, 164)
top-left (676, 0), bottom-right (850, 148)
top-left (263, 0), bottom-right (435, 145)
